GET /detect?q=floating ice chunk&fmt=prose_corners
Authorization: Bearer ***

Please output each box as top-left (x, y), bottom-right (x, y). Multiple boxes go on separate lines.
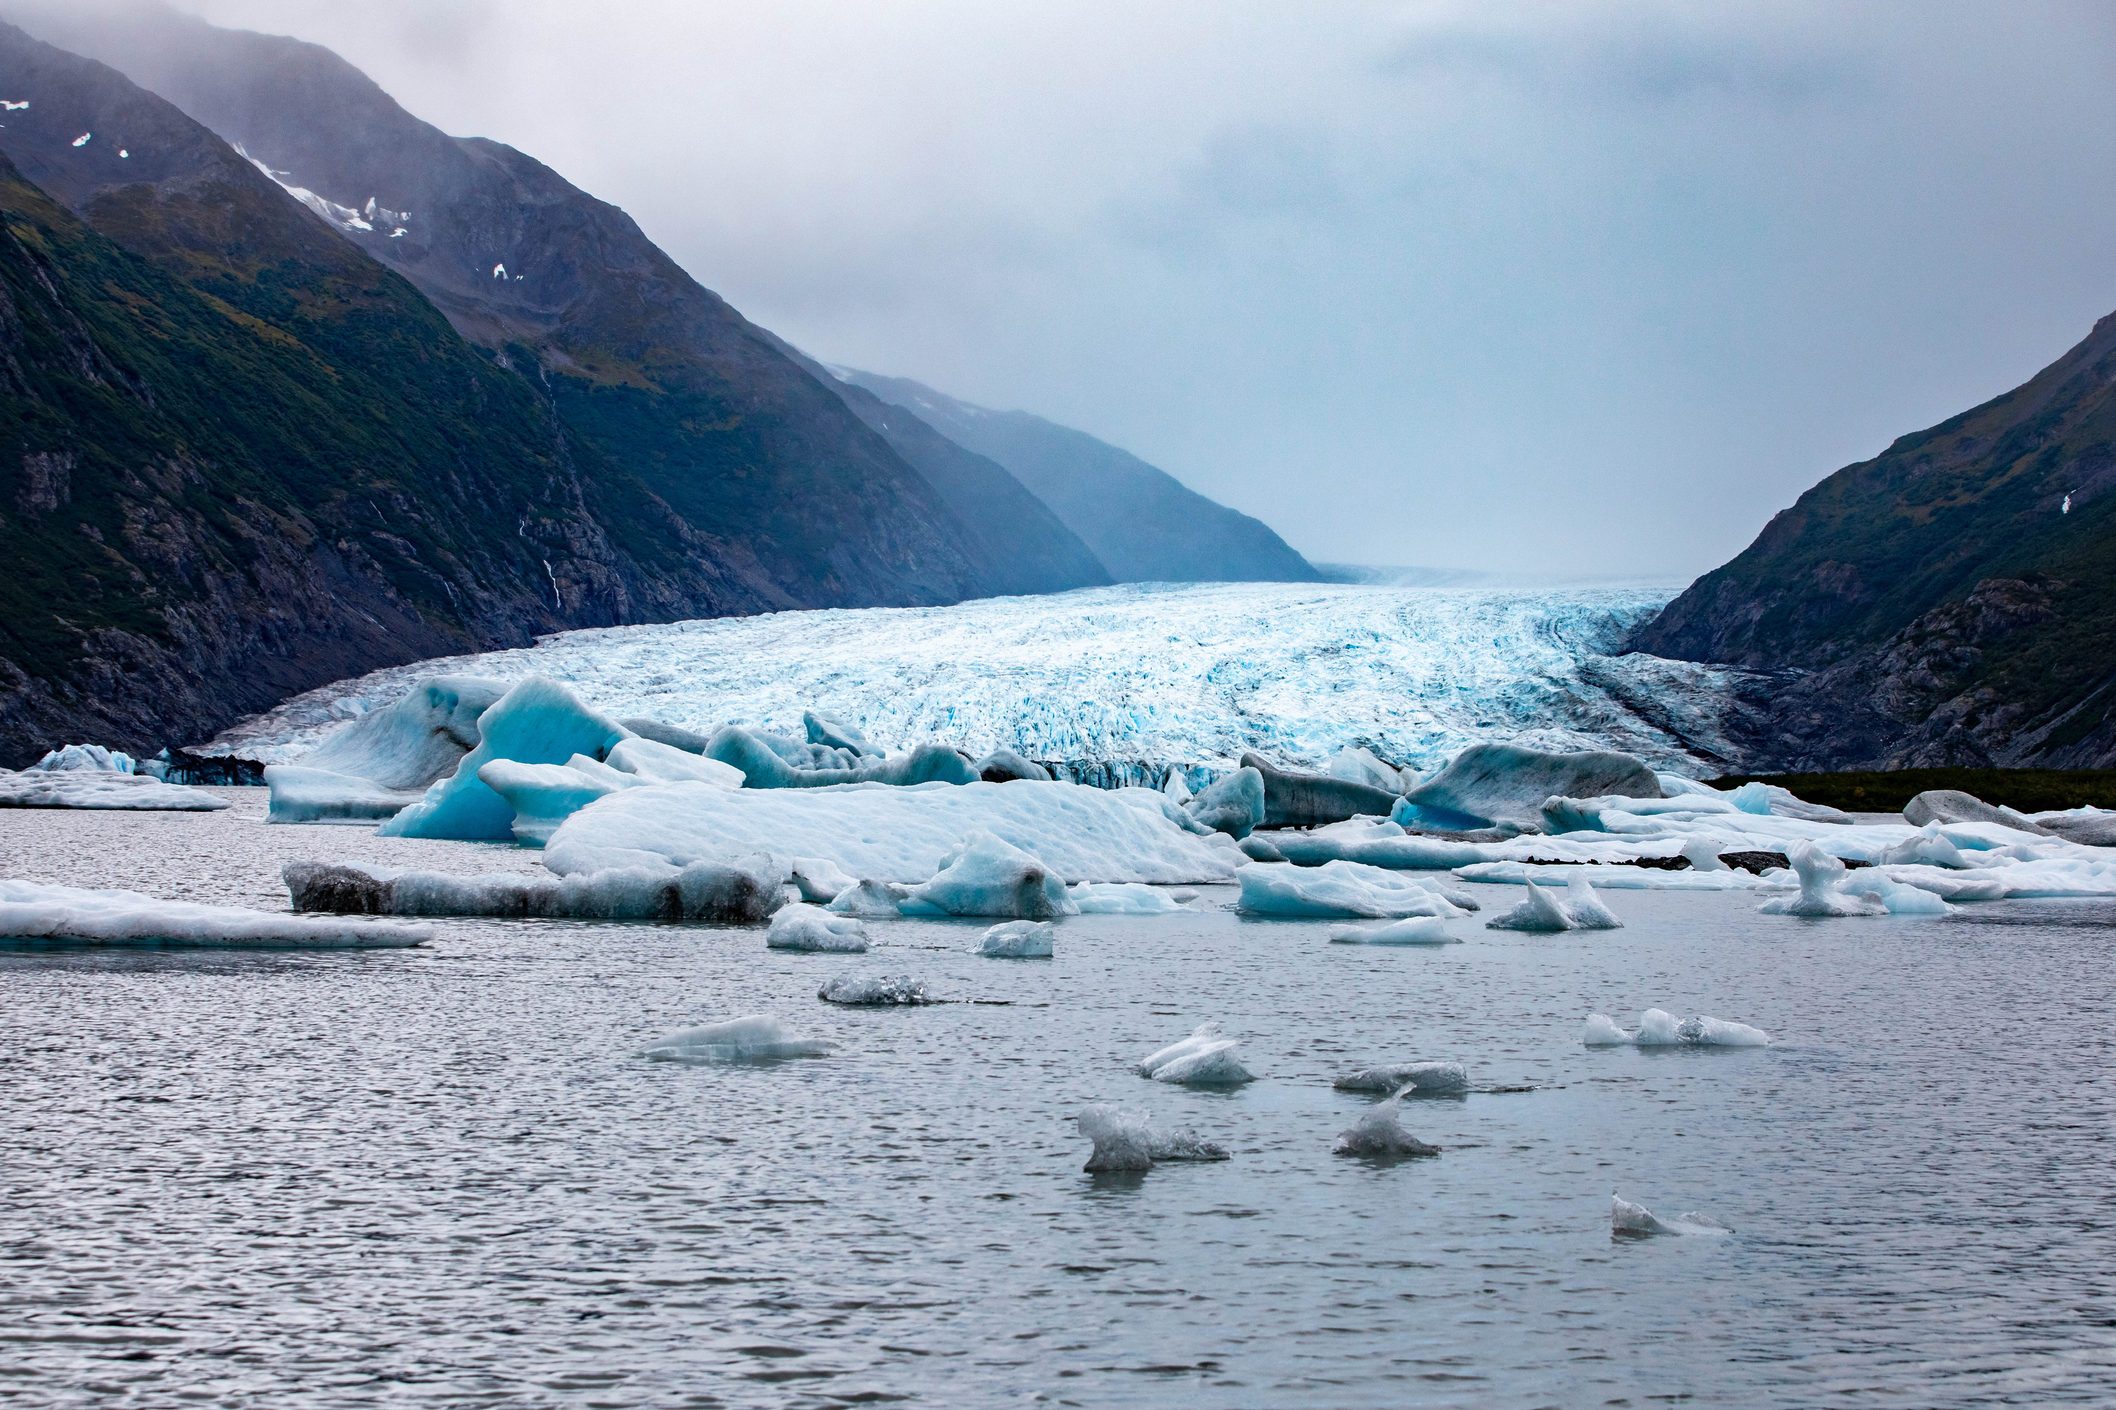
top-left (617, 717), bottom-right (716, 754)
top-left (381, 678), bottom-right (630, 841)
top-left (29, 743), bottom-right (136, 773)
top-left (1456, 860), bottom-right (1755, 891)
top-left (974, 749), bottom-right (1051, 783)
top-left (826, 880), bottom-right (908, 917)
top-left (1727, 780), bottom-right (1852, 823)
top-left (1161, 769), bottom-right (1193, 805)
top-left (297, 676), bottom-right (506, 789)
top-left (1326, 745), bottom-right (1411, 793)
top-left (1240, 751), bottom-right (1400, 828)
top-left (767, 903), bottom-right (869, 952)
top-left (264, 765), bottom-right (425, 824)
top-left (2031, 806), bottom-right (2116, 848)
top-left (0, 769), bottom-right (227, 811)
top-left (1069, 881), bottom-right (1193, 915)
top-left (1333, 1061), bottom-right (1468, 1096)
top-left (0, 880), bottom-right (427, 949)
top-left (543, 779), bottom-right (1237, 884)
top-left (1136, 1022), bottom-right (1256, 1086)
top-left (707, 726), bottom-right (973, 788)
top-left (818, 973), bottom-right (932, 1005)
top-left (802, 709), bottom-right (873, 755)
top-left (604, 737), bottom-right (742, 788)
top-left (899, 833), bottom-right (1076, 919)
top-left (787, 856), bottom-right (858, 903)
top-left (72, 132), bottom-right (90, 147)
top-left (1757, 842), bottom-right (1886, 917)
top-left (1841, 871), bottom-right (1954, 916)
top-left (1395, 743), bottom-right (1660, 831)
top-left (477, 760), bottom-right (627, 844)
top-left (1679, 836), bottom-right (1730, 871)
top-left (0, 101), bottom-right (28, 111)
top-left (1485, 882), bottom-right (1574, 932)
top-left (1184, 766), bottom-right (1265, 838)
top-left (1328, 916), bottom-right (1458, 945)
top-left (1611, 1194), bottom-right (1730, 1238)
top-left (1333, 1085), bottom-right (1442, 1158)
top-left (1584, 1009), bottom-right (1770, 1047)
top-left (1563, 878), bottom-right (1623, 928)
top-left (1237, 860), bottom-right (1471, 919)
top-left (638, 1014), bottom-right (832, 1062)
top-left (979, 920), bottom-right (1054, 957)
top-left (1904, 789), bottom-right (2050, 835)
top-left (1077, 1105), bottom-right (1229, 1172)
top-left (284, 856), bottom-right (781, 923)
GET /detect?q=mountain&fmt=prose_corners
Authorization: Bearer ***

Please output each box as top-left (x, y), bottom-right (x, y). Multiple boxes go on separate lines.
top-left (836, 370), bottom-right (1320, 584)
top-left (10, 2), bottom-right (1072, 608)
top-left (1632, 309), bottom-right (2116, 769)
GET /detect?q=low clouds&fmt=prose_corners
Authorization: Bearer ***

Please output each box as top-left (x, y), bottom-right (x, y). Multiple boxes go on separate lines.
top-left (94, 1), bottom-right (2116, 576)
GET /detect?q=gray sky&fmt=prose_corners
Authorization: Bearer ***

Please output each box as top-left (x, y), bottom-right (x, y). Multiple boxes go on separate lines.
top-left (169, 1), bottom-right (2116, 577)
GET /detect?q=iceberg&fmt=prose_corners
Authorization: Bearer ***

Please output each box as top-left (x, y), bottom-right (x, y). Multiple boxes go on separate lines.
top-left (380, 678), bottom-right (631, 841)
top-left (898, 833), bottom-right (1076, 919)
top-left (542, 778), bottom-right (1239, 884)
top-left (2031, 806), bottom-right (2116, 848)
top-left (1757, 843), bottom-right (1887, 917)
top-left (1726, 780), bottom-right (1853, 824)
top-left (979, 920), bottom-right (1055, 957)
top-left (1240, 751), bottom-right (1400, 828)
top-left (604, 737), bottom-right (743, 787)
top-left (0, 770), bottom-right (228, 812)
top-left (974, 748), bottom-right (1053, 783)
top-left (0, 880), bottom-right (428, 949)
top-left (1077, 1104), bottom-right (1230, 1173)
top-left (1332, 1085), bottom-right (1442, 1158)
top-left (298, 675), bottom-right (506, 789)
top-left (803, 709), bottom-right (875, 756)
top-left (1333, 1060), bottom-right (1469, 1096)
top-left (1394, 742), bottom-right (1660, 831)
top-left (1184, 766), bottom-right (1265, 838)
top-left (766, 903), bottom-right (870, 952)
top-left (1328, 916), bottom-right (1459, 945)
top-left (476, 760), bottom-right (631, 844)
top-left (1237, 860), bottom-right (1472, 919)
top-left (29, 743), bottom-right (136, 773)
top-left (1486, 879), bottom-right (1624, 931)
top-left (817, 973), bottom-right (933, 1005)
top-left (1583, 1009), bottom-right (1771, 1047)
top-left (1326, 746), bottom-right (1412, 793)
top-left (283, 856), bottom-right (782, 924)
top-left (264, 765), bottom-right (424, 825)
top-left (1611, 1194), bottom-right (1730, 1238)
top-left (826, 880), bottom-right (909, 917)
top-left (1904, 789), bottom-right (2050, 835)
top-left (707, 726), bottom-right (975, 789)
top-left (1135, 1021), bottom-right (1256, 1086)
top-left (637, 1014), bottom-right (833, 1062)
top-left (1069, 882), bottom-right (1195, 915)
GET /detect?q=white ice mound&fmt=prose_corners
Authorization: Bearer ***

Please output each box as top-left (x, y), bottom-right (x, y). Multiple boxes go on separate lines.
top-left (1611, 1193), bottom-right (1730, 1238)
top-left (298, 675), bottom-right (506, 789)
top-left (1726, 780), bottom-right (1852, 824)
top-left (0, 880), bottom-right (429, 948)
top-left (2031, 806), bottom-right (2116, 848)
top-left (476, 760), bottom-right (631, 844)
top-left (1135, 1022), bottom-right (1257, 1086)
top-left (0, 769), bottom-right (228, 812)
top-left (1238, 860), bottom-right (1472, 919)
top-left (708, 726), bottom-right (976, 788)
top-left (1077, 1104), bottom-right (1230, 1172)
top-left (1334, 1060), bottom-right (1469, 1096)
top-left (1485, 879), bottom-right (1624, 932)
top-left (603, 737), bottom-right (743, 788)
top-left (543, 778), bottom-right (1238, 884)
top-left (381, 678), bottom-right (631, 841)
top-left (979, 920), bottom-right (1055, 957)
top-left (766, 903), bottom-right (870, 952)
top-left (264, 765), bottom-right (425, 825)
top-left (817, 972), bottom-right (933, 1005)
top-left (827, 880), bottom-right (909, 917)
top-left (284, 856), bottom-right (783, 923)
top-left (1394, 742), bottom-right (1660, 831)
top-left (1757, 842), bottom-right (1887, 917)
top-left (899, 832), bottom-right (1077, 919)
top-left (29, 743), bottom-right (136, 773)
top-left (1332, 1085), bottom-right (1442, 1158)
top-left (1328, 916), bottom-right (1459, 945)
top-left (1184, 766), bottom-right (1266, 838)
top-left (1240, 750), bottom-right (1401, 828)
top-left (1069, 882), bottom-right (1195, 915)
top-left (638, 1014), bottom-right (834, 1062)
top-left (1583, 1008), bottom-right (1771, 1048)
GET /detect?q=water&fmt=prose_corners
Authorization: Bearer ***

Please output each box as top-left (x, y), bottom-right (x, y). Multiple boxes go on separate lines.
top-left (3, 795), bottom-right (2114, 1407)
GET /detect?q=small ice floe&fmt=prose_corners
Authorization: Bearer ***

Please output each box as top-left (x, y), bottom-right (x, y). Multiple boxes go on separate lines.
top-left (1332, 1085), bottom-right (1442, 1159)
top-left (817, 972), bottom-right (932, 1006)
top-left (1077, 1104), bottom-right (1229, 1173)
top-left (1583, 1009), bottom-right (1770, 1048)
top-left (1237, 860), bottom-right (1473, 920)
top-left (979, 920), bottom-right (1054, 958)
top-left (492, 262), bottom-right (507, 279)
top-left (897, 833), bottom-right (1076, 920)
top-left (1611, 1193), bottom-right (1730, 1238)
top-left (1135, 1022), bottom-right (1256, 1086)
top-left (637, 1014), bottom-right (832, 1063)
top-left (72, 132), bottom-right (91, 147)
top-left (1333, 1060), bottom-right (1468, 1096)
top-left (0, 768), bottom-right (226, 812)
top-left (1757, 842), bottom-right (1886, 917)
top-left (1328, 915), bottom-right (1458, 945)
top-left (286, 857), bottom-right (783, 924)
top-left (1069, 881), bottom-right (1194, 915)
top-left (826, 880), bottom-right (907, 917)
top-left (1485, 878), bottom-right (1623, 932)
top-left (766, 903), bottom-right (869, 952)
top-left (0, 100), bottom-right (29, 111)
top-left (0, 881), bottom-right (428, 949)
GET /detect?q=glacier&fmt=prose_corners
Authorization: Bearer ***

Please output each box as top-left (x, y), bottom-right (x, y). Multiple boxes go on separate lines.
top-left (199, 582), bottom-right (1744, 779)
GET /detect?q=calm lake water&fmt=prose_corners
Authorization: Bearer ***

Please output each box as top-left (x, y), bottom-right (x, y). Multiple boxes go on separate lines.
top-left (3, 792), bottom-right (2113, 1407)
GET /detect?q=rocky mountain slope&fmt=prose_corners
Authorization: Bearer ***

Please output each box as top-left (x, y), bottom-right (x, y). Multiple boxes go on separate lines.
top-left (838, 369), bottom-right (1320, 584)
top-left (1633, 309), bottom-right (2116, 768)
top-left (15, 1), bottom-right (1114, 602)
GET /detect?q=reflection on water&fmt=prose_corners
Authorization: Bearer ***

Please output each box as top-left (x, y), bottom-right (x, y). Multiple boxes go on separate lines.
top-left (2, 793), bottom-right (2113, 1406)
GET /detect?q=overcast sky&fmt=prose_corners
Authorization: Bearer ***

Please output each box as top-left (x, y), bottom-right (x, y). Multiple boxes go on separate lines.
top-left (164, 1), bottom-right (2116, 577)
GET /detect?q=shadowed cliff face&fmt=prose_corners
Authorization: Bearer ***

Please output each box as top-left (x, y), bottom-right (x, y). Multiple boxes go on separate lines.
top-left (1633, 310), bottom-right (2116, 769)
